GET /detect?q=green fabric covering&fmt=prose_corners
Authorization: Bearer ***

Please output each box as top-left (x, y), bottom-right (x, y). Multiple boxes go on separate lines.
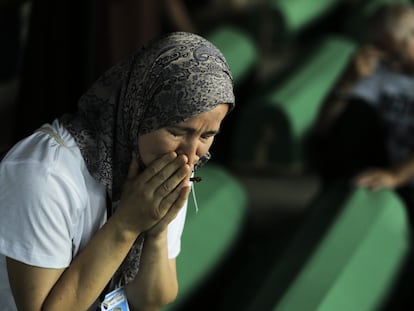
top-left (231, 35), bottom-right (356, 169)
top-left (246, 185), bottom-right (411, 311)
top-left (161, 163), bottom-right (248, 311)
top-left (269, 0), bottom-right (340, 35)
top-left (244, 0), bottom-right (342, 45)
top-left (206, 26), bottom-right (257, 85)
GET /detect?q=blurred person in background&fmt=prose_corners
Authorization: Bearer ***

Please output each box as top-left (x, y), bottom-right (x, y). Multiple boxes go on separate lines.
top-left (312, 2), bottom-right (414, 222)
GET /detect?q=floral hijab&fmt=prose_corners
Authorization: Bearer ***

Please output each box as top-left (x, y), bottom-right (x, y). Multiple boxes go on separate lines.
top-left (60, 32), bottom-right (235, 286)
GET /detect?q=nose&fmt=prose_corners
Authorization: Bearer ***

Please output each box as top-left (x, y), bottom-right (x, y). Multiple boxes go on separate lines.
top-left (178, 139), bottom-right (203, 169)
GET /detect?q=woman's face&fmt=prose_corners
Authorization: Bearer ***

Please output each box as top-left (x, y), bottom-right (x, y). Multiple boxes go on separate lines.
top-left (394, 9), bottom-right (414, 64)
top-left (138, 104), bottom-right (229, 170)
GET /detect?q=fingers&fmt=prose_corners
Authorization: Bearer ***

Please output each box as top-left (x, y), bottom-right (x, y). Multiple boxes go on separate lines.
top-left (139, 152), bottom-right (191, 208)
top-left (158, 175), bottom-right (191, 209)
top-left (149, 184), bottom-right (191, 235)
top-left (127, 153), bottom-right (140, 179)
top-left (353, 170), bottom-right (394, 191)
top-left (153, 163), bottom-right (190, 197)
top-left (355, 176), bottom-right (378, 190)
top-left (147, 154), bottom-right (191, 195)
top-left (138, 152), bottom-right (178, 183)
top-left (353, 174), bottom-right (374, 186)
top-left (354, 172), bottom-right (379, 187)
top-left (122, 152), bottom-right (192, 232)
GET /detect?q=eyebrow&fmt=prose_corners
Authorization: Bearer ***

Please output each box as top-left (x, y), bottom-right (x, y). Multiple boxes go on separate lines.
top-left (169, 125), bottom-right (221, 136)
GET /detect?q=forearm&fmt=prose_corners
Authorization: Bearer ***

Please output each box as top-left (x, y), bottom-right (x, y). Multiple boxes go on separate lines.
top-left (354, 154), bottom-right (414, 191)
top-left (126, 230), bottom-right (178, 311)
top-left (43, 214), bottom-right (140, 310)
top-left (391, 154), bottom-right (414, 187)
top-left (314, 60), bottom-right (359, 134)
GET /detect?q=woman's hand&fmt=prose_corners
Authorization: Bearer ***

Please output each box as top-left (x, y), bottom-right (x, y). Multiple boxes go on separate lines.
top-left (116, 152), bottom-right (192, 236)
top-left (353, 168), bottom-right (400, 191)
top-left (8, 153), bottom-right (192, 311)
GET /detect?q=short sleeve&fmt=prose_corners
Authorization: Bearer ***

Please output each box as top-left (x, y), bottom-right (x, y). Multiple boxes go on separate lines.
top-left (0, 161), bottom-right (79, 268)
top-left (349, 74), bottom-right (382, 104)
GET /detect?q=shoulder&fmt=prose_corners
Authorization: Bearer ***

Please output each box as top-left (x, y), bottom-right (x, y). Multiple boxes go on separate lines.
top-left (0, 120), bottom-right (90, 208)
top-left (348, 65), bottom-right (395, 102)
top-left (0, 121), bottom-right (107, 267)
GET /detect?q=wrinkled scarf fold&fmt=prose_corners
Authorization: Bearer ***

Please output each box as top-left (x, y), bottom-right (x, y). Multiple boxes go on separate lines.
top-left (60, 32), bottom-right (235, 286)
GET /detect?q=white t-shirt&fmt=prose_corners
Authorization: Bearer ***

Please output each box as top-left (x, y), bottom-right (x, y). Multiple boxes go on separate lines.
top-left (0, 120), bottom-right (187, 310)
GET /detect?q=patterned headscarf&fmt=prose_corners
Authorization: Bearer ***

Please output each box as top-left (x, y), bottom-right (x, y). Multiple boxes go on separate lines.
top-left (60, 32), bottom-right (234, 286)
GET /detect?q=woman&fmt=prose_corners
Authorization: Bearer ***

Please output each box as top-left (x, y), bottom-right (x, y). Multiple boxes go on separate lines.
top-left (0, 32), bottom-right (234, 310)
top-left (312, 3), bottom-right (414, 219)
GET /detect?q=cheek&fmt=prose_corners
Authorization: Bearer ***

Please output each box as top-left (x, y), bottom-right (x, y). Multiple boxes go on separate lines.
top-left (195, 138), bottom-right (215, 159)
top-left (408, 42), bottom-right (414, 61)
top-left (201, 139), bottom-right (214, 155)
top-left (402, 37), bottom-right (414, 62)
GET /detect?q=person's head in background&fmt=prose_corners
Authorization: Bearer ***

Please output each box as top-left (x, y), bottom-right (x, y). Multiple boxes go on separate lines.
top-left (366, 2), bottom-right (414, 71)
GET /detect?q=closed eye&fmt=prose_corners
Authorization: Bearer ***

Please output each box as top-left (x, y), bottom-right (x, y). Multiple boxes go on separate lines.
top-left (201, 132), bottom-right (217, 140)
top-left (167, 128), bottom-right (186, 137)
top-left (167, 126), bottom-right (220, 140)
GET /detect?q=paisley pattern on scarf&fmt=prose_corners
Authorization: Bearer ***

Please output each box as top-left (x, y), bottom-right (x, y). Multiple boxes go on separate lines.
top-left (60, 32), bottom-right (234, 286)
